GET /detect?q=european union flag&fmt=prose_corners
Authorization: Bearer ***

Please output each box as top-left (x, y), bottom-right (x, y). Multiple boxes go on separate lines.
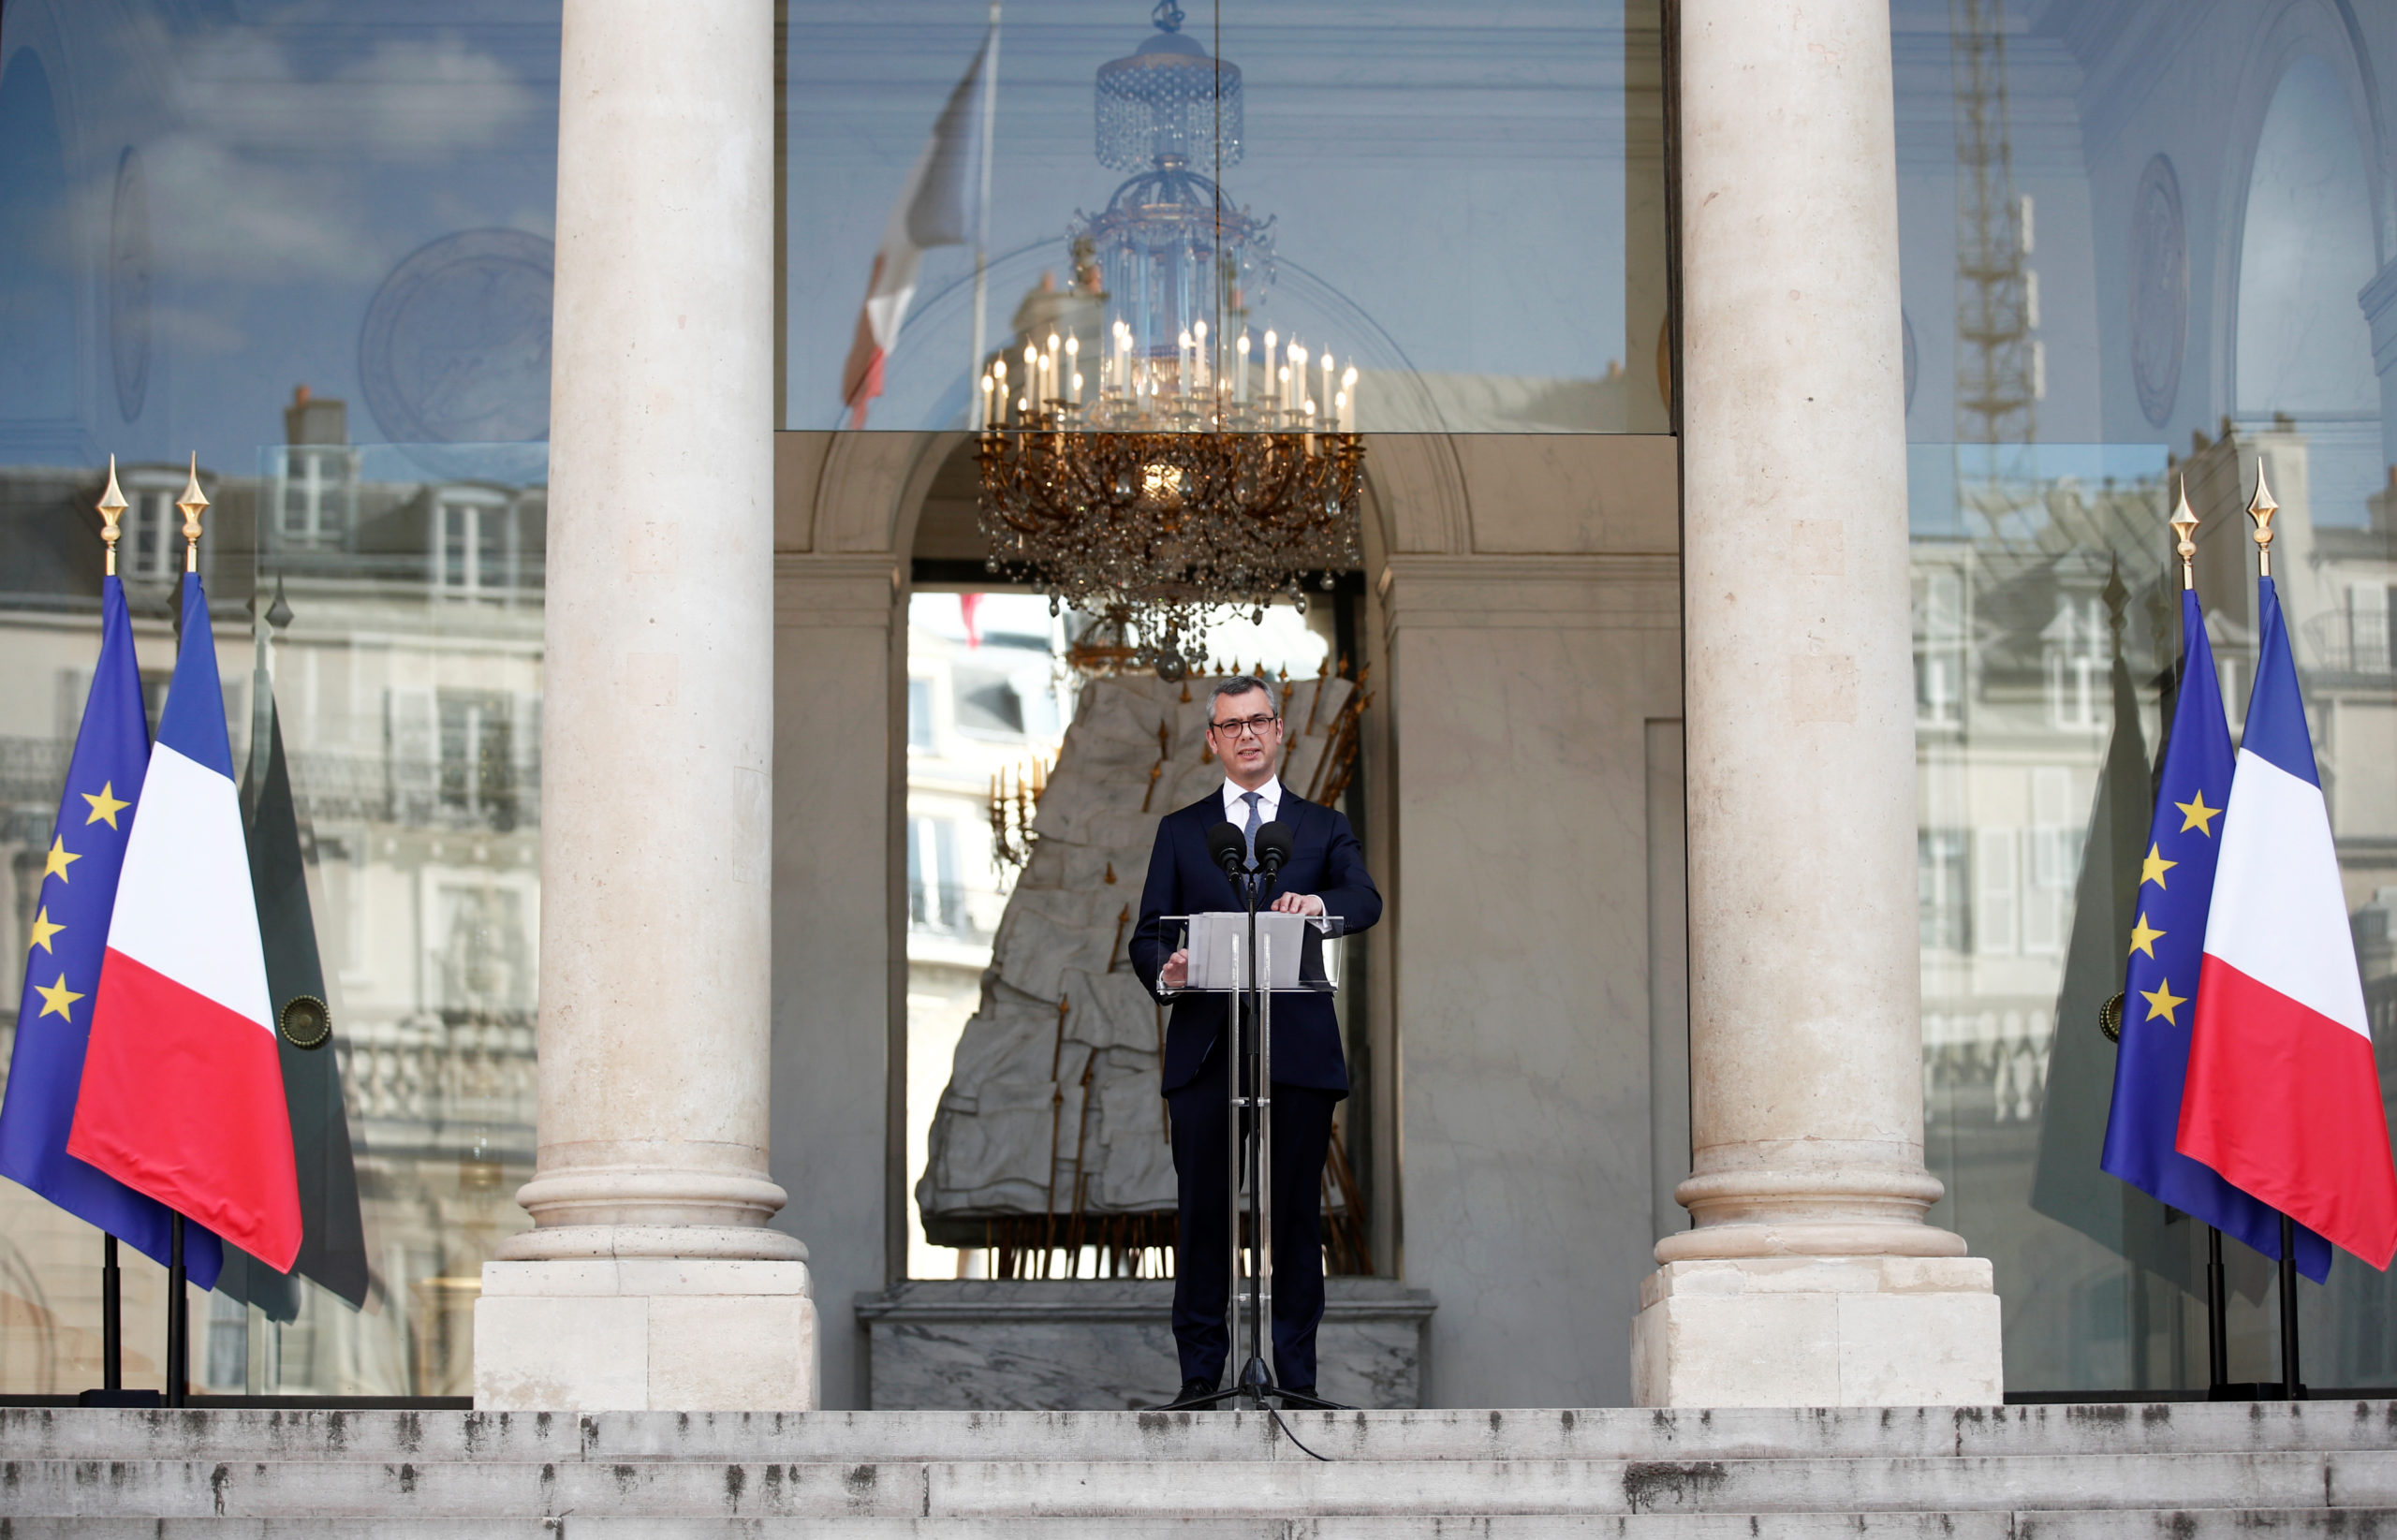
top-left (2099, 587), bottom-right (2329, 1281)
top-left (0, 575), bottom-right (224, 1288)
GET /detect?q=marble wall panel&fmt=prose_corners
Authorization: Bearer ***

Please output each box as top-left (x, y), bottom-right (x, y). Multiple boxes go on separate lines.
top-left (770, 556), bottom-right (904, 1409)
top-left (1384, 552), bottom-right (1682, 1408)
top-left (858, 1279), bottom-right (1434, 1410)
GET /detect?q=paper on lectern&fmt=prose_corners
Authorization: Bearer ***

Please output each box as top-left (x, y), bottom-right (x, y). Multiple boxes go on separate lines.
top-left (1185, 911), bottom-right (1309, 991)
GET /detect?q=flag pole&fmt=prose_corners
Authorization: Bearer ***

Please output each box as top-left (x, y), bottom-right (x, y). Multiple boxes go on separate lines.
top-left (2204, 1225), bottom-right (2229, 1393)
top-left (96, 462), bottom-right (129, 1396)
top-left (2277, 1214), bottom-right (2305, 1399)
top-left (2169, 481), bottom-right (2238, 1397)
top-left (2243, 463), bottom-right (2308, 1402)
top-left (102, 1236), bottom-right (123, 1391)
top-left (165, 459), bottom-right (212, 1410)
top-left (167, 1216), bottom-right (187, 1406)
top-left (970, 2), bottom-right (999, 399)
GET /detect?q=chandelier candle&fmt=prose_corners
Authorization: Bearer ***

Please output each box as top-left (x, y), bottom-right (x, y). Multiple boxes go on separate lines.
top-left (969, 3), bottom-right (1365, 673)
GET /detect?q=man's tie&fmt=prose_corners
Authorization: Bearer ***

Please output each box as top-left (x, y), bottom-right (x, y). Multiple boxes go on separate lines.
top-left (1241, 790), bottom-right (1262, 869)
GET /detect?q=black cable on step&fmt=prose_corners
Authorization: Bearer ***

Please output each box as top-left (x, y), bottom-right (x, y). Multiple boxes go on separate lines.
top-left (1269, 1404), bottom-right (1331, 1461)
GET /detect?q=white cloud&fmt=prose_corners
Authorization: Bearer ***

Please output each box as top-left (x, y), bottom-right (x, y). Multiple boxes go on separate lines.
top-left (61, 20), bottom-right (548, 286)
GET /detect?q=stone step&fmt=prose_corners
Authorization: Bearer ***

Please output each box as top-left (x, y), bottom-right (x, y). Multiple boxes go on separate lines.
top-left (0, 1513), bottom-right (2390, 1539)
top-left (4, 1450), bottom-right (2392, 1521)
top-left (11, 1401), bottom-right (2396, 1468)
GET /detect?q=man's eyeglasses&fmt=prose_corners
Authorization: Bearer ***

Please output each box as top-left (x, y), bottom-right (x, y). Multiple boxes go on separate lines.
top-left (1209, 713), bottom-right (1281, 739)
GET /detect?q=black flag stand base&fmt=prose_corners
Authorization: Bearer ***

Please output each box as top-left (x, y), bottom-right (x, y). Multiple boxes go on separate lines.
top-left (2203, 1225), bottom-right (2233, 1400)
top-left (166, 1214), bottom-right (188, 1409)
top-left (102, 1234), bottom-right (121, 1389)
top-left (77, 1233), bottom-right (164, 1408)
top-left (75, 1234), bottom-right (163, 1408)
top-left (2203, 1216), bottom-right (2309, 1402)
top-left (2277, 1214), bottom-right (2308, 1401)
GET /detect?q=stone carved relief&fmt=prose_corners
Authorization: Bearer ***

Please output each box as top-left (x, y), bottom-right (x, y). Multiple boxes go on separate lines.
top-left (108, 148), bottom-right (150, 423)
top-left (360, 228), bottom-right (554, 450)
top-left (2130, 154), bottom-right (2187, 429)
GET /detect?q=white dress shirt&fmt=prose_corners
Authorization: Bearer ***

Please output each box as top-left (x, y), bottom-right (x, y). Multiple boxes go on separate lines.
top-left (1221, 776), bottom-right (1284, 828)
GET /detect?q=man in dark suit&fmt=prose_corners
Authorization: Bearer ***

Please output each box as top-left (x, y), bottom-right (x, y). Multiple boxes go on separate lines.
top-left (1129, 675), bottom-right (1381, 1408)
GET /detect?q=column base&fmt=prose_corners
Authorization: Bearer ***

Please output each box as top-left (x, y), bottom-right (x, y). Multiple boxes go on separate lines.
top-left (474, 1258), bottom-right (818, 1411)
top-left (1630, 1255), bottom-right (2002, 1407)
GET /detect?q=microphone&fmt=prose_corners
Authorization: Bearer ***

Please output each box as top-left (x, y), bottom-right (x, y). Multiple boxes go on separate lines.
top-left (1205, 820), bottom-right (1248, 880)
top-left (1254, 821), bottom-right (1295, 887)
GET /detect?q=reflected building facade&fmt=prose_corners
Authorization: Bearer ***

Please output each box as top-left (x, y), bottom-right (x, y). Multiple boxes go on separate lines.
top-left (0, 395), bottom-right (545, 1395)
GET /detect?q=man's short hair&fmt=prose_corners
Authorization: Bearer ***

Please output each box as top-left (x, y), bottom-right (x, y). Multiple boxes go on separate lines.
top-left (1209, 675), bottom-right (1276, 722)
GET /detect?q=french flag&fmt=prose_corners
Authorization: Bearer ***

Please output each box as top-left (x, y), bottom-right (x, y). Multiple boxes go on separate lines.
top-left (68, 575), bottom-right (301, 1271)
top-left (2179, 576), bottom-right (2397, 1269)
top-left (839, 21), bottom-right (994, 428)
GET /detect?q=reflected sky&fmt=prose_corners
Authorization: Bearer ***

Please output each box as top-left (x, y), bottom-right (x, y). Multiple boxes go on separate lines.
top-left (0, 1), bottom-right (559, 473)
top-left (784, 1), bottom-right (1661, 432)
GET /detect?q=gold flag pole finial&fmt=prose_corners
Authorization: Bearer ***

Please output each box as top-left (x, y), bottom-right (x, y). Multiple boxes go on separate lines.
top-left (96, 455), bottom-right (127, 579)
top-left (2169, 478), bottom-right (2198, 592)
top-left (2247, 461), bottom-right (2278, 580)
top-left (176, 453), bottom-right (207, 573)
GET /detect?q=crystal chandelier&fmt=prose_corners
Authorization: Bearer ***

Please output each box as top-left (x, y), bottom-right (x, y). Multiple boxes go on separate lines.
top-left (975, 2), bottom-right (1363, 680)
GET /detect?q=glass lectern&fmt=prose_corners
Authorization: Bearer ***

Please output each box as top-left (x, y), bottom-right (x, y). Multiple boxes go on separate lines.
top-left (1155, 912), bottom-right (1346, 1411)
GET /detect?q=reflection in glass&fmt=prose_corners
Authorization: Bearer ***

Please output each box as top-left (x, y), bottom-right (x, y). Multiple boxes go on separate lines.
top-left (0, 1), bottom-right (558, 1396)
top-left (790, 2), bottom-right (1669, 434)
top-left (1897, 0), bottom-right (2397, 1393)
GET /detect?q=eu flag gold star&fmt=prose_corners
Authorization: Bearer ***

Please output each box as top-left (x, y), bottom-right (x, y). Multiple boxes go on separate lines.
top-left (34, 973), bottom-right (83, 1021)
top-left (2127, 912), bottom-right (2165, 960)
top-left (2175, 790), bottom-right (2222, 837)
top-left (41, 837), bottom-right (79, 883)
top-left (81, 782), bottom-right (129, 829)
top-left (2140, 843), bottom-right (2177, 889)
top-left (28, 907), bottom-right (63, 954)
top-left (2140, 978), bottom-right (2187, 1026)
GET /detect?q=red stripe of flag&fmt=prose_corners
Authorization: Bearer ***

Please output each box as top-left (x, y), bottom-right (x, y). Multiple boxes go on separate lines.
top-left (2182, 954), bottom-right (2397, 1269)
top-left (67, 948), bottom-right (301, 1269)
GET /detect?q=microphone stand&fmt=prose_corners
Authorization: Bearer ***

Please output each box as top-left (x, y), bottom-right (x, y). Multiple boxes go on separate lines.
top-left (1182, 841), bottom-right (1343, 1415)
top-left (1182, 846), bottom-right (1272, 1410)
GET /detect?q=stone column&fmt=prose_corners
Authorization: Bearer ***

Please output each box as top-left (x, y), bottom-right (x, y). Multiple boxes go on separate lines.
top-left (474, 0), bottom-right (816, 1412)
top-left (1629, 0), bottom-right (2002, 1406)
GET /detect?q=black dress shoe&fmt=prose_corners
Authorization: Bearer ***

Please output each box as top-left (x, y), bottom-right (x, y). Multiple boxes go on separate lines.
top-left (1162, 1378), bottom-right (1218, 1410)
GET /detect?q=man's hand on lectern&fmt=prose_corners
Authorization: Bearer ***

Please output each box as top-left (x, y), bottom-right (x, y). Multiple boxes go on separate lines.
top-left (1269, 892), bottom-right (1327, 917)
top-left (1161, 948), bottom-right (1189, 989)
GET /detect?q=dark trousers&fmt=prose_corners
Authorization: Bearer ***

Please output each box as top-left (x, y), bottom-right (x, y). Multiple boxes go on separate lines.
top-left (1166, 1039), bottom-right (1337, 1390)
